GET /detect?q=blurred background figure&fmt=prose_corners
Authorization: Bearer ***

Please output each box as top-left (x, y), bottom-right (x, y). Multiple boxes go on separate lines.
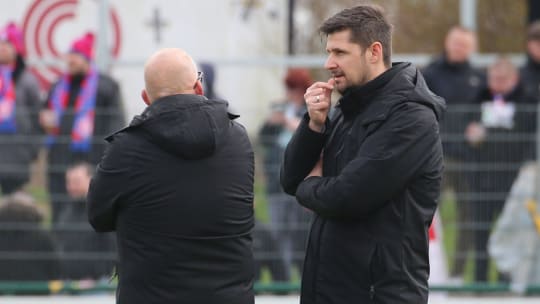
top-left (521, 20), bottom-right (540, 102)
top-left (0, 192), bottom-right (60, 281)
top-left (422, 26), bottom-right (484, 283)
top-left (0, 22), bottom-right (41, 195)
top-left (466, 56), bottom-right (536, 282)
top-left (56, 162), bottom-right (115, 282)
top-left (489, 162), bottom-right (540, 294)
top-left (258, 68), bottom-right (313, 282)
top-left (199, 62), bottom-right (221, 100)
top-left (40, 32), bottom-right (125, 223)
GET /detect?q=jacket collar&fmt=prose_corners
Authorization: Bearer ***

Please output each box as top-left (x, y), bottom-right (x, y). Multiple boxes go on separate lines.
top-left (337, 62), bottom-right (406, 122)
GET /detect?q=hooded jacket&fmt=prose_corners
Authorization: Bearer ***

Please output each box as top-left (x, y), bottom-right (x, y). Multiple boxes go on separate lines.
top-left (281, 63), bottom-right (445, 304)
top-left (87, 94), bottom-right (255, 304)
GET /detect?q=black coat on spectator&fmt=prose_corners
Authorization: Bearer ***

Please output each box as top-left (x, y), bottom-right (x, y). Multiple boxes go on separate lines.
top-left (468, 83), bottom-right (537, 194)
top-left (422, 55), bottom-right (484, 159)
top-left (56, 199), bottom-right (116, 280)
top-left (87, 94), bottom-right (255, 304)
top-left (281, 63), bottom-right (445, 304)
top-left (45, 74), bottom-right (124, 221)
top-left (520, 56), bottom-right (540, 102)
top-left (0, 200), bottom-right (60, 281)
top-left (0, 57), bottom-right (42, 191)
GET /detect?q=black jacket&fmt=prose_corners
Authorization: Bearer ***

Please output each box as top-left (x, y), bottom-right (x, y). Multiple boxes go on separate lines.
top-left (467, 83), bottom-right (536, 194)
top-left (422, 55), bottom-right (484, 159)
top-left (45, 73), bottom-right (125, 174)
top-left (520, 56), bottom-right (540, 102)
top-left (87, 94), bottom-right (255, 304)
top-left (281, 63), bottom-right (445, 304)
top-left (56, 199), bottom-right (116, 280)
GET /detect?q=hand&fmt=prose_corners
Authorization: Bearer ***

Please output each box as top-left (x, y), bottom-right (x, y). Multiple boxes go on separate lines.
top-left (465, 121), bottom-right (486, 146)
top-left (39, 109), bottom-right (57, 133)
top-left (304, 78), bottom-right (334, 132)
top-left (306, 157), bottom-right (323, 178)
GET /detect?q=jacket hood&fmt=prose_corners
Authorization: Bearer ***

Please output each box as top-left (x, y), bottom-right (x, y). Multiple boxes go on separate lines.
top-left (118, 94), bottom-right (237, 160)
top-left (340, 62), bottom-right (446, 123)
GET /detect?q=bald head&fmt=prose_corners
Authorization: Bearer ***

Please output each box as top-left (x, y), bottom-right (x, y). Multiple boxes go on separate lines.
top-left (143, 48), bottom-right (201, 103)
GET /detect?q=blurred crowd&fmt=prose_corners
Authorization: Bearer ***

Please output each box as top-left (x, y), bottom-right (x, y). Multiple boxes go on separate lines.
top-left (1, 16), bottom-right (540, 294)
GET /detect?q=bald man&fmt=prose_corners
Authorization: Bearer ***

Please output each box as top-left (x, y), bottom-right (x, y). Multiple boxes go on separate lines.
top-left (87, 48), bottom-right (255, 304)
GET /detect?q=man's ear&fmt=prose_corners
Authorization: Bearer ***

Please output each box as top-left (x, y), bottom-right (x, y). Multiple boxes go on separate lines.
top-left (194, 81), bottom-right (204, 96)
top-left (141, 89), bottom-right (151, 105)
top-left (368, 42), bottom-right (383, 64)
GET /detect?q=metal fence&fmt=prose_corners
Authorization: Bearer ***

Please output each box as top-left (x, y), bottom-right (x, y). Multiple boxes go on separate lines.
top-left (1, 95), bottom-right (540, 296)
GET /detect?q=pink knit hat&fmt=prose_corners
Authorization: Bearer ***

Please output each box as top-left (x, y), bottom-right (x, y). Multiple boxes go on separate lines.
top-left (70, 32), bottom-right (95, 61)
top-left (0, 22), bottom-right (25, 57)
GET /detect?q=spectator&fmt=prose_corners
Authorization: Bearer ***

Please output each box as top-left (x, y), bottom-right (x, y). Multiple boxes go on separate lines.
top-left (521, 20), bottom-right (540, 102)
top-left (87, 48), bottom-right (255, 304)
top-left (489, 162), bottom-right (540, 294)
top-left (0, 192), bottom-right (60, 281)
top-left (56, 162), bottom-right (115, 281)
top-left (258, 68), bottom-right (313, 281)
top-left (422, 26), bottom-right (484, 281)
top-left (199, 62), bottom-right (221, 100)
top-left (466, 56), bottom-right (536, 282)
top-left (40, 32), bottom-right (125, 223)
top-left (0, 22), bottom-right (42, 195)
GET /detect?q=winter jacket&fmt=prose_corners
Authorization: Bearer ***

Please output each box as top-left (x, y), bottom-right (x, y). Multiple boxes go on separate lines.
top-left (45, 73), bottom-right (125, 175)
top-left (87, 94), bottom-right (255, 304)
top-left (520, 56), bottom-right (540, 102)
top-left (422, 55), bottom-right (484, 159)
top-left (281, 62), bottom-right (445, 304)
top-left (56, 199), bottom-right (116, 280)
top-left (0, 66), bottom-right (42, 181)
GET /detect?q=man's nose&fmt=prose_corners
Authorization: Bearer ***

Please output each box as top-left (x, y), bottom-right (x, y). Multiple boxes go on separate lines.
top-left (324, 55), bottom-right (337, 70)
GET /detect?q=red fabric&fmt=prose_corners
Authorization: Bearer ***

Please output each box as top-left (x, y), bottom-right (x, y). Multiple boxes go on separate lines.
top-left (429, 224), bottom-right (436, 241)
top-left (70, 32), bottom-right (95, 61)
top-left (0, 22), bottom-right (25, 57)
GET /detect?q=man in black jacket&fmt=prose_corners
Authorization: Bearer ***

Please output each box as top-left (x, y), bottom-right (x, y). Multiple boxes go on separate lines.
top-left (422, 26), bottom-right (484, 281)
top-left (281, 5), bottom-right (445, 304)
top-left (87, 48), bottom-right (255, 304)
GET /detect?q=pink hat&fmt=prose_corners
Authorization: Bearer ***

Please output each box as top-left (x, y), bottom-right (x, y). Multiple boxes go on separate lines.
top-left (70, 32), bottom-right (95, 61)
top-left (0, 22), bottom-right (25, 57)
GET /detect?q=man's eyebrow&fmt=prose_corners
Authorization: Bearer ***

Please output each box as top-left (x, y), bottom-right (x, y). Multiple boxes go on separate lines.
top-left (326, 47), bottom-right (347, 53)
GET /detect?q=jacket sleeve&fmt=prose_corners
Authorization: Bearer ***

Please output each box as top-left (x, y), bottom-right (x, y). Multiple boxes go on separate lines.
top-left (87, 133), bottom-right (132, 232)
top-left (295, 104), bottom-right (442, 218)
top-left (280, 115), bottom-right (327, 195)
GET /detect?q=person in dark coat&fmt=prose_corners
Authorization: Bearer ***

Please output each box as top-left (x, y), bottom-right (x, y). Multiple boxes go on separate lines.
top-left (465, 57), bottom-right (536, 282)
top-left (520, 20), bottom-right (540, 102)
top-left (40, 32), bottom-right (124, 222)
top-left (280, 5), bottom-right (445, 304)
top-left (0, 192), bottom-right (60, 281)
top-left (57, 162), bottom-right (115, 281)
top-left (422, 26), bottom-right (484, 280)
top-left (87, 48), bottom-right (255, 304)
top-left (0, 22), bottom-right (42, 195)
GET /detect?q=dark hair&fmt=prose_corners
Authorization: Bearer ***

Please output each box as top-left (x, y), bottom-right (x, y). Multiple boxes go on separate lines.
top-left (528, 20), bottom-right (540, 41)
top-left (319, 5), bottom-right (392, 67)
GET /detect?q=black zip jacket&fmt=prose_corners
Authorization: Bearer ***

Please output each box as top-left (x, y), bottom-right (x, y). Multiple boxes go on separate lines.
top-left (281, 62), bottom-right (446, 304)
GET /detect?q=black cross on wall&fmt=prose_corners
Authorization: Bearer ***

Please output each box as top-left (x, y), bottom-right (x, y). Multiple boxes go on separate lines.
top-left (146, 7), bottom-right (168, 44)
